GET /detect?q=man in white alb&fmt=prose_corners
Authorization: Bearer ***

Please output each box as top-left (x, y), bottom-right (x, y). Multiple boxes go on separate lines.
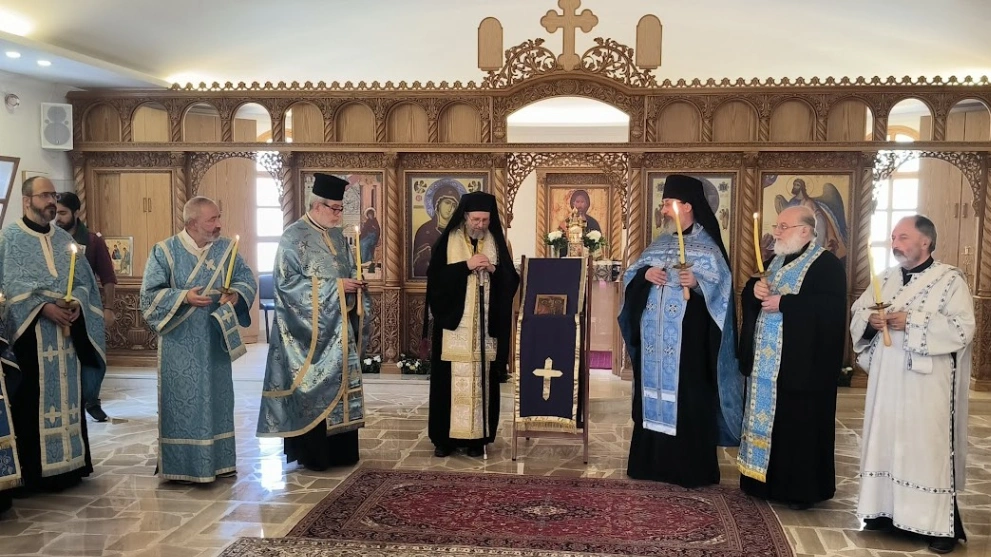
top-left (850, 215), bottom-right (973, 554)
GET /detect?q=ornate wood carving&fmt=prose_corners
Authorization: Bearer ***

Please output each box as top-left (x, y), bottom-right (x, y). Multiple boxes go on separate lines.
top-left (171, 152), bottom-right (188, 234)
top-left (88, 151), bottom-right (174, 168)
top-left (979, 173), bottom-right (991, 298)
top-left (296, 152), bottom-right (388, 170)
top-left (972, 296), bottom-right (991, 390)
top-left (216, 99), bottom-right (236, 142)
top-left (383, 152), bottom-right (401, 287)
top-left (642, 152), bottom-right (744, 170)
top-left (107, 288), bottom-right (157, 351)
top-left (852, 152), bottom-right (877, 298)
top-left (757, 151), bottom-right (860, 170)
top-left (366, 292), bottom-right (382, 356)
top-left (405, 292), bottom-right (427, 355)
top-left (874, 151), bottom-right (986, 210)
top-left (188, 152), bottom-right (258, 196)
top-left (382, 287), bottom-right (401, 361)
top-left (626, 153), bottom-right (644, 265)
top-left (534, 171), bottom-right (548, 257)
top-left (109, 98), bottom-right (140, 143)
top-left (398, 152), bottom-right (491, 169)
top-left (70, 152), bottom-right (87, 223)
top-left (162, 98), bottom-right (187, 142)
top-left (737, 152), bottom-right (760, 284)
top-left (491, 154), bottom-right (508, 233)
top-left (505, 152), bottom-right (628, 227)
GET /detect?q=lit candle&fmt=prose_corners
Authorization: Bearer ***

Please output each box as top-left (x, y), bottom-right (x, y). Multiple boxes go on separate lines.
top-left (867, 243), bottom-right (882, 304)
top-left (353, 225), bottom-right (363, 281)
top-left (672, 202), bottom-right (686, 264)
top-left (65, 243), bottom-right (78, 300)
top-left (752, 212), bottom-right (765, 274)
top-left (224, 235), bottom-right (239, 290)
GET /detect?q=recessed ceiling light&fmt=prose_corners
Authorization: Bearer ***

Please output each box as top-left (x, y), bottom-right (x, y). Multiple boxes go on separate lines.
top-left (5, 51), bottom-right (20, 59)
top-left (37, 60), bottom-right (51, 67)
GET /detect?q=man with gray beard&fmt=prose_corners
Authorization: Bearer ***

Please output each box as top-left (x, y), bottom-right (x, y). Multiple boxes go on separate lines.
top-left (737, 206), bottom-right (847, 510)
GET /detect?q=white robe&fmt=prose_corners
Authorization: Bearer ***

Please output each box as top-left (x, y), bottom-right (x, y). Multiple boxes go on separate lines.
top-left (850, 261), bottom-right (973, 537)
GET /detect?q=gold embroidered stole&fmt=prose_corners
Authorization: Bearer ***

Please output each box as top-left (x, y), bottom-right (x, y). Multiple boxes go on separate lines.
top-left (441, 227), bottom-right (497, 439)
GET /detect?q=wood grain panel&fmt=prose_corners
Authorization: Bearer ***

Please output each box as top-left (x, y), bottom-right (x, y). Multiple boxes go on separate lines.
top-left (656, 102), bottom-right (701, 142)
top-left (711, 101), bottom-right (757, 142)
top-left (438, 103), bottom-right (481, 143)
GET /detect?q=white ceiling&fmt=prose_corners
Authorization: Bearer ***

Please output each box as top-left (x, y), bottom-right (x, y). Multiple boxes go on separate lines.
top-left (0, 0), bottom-right (990, 91)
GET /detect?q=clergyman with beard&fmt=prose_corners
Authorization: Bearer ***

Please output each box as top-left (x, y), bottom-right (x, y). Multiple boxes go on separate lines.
top-left (54, 192), bottom-right (117, 422)
top-left (139, 196), bottom-right (256, 483)
top-left (849, 215), bottom-right (973, 554)
top-left (425, 191), bottom-right (519, 458)
top-left (737, 205), bottom-right (847, 510)
top-left (0, 177), bottom-right (107, 497)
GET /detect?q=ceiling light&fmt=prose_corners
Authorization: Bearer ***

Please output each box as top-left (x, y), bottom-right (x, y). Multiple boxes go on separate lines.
top-left (5, 51), bottom-right (21, 59)
top-left (0, 9), bottom-right (34, 36)
top-left (37, 60), bottom-right (51, 67)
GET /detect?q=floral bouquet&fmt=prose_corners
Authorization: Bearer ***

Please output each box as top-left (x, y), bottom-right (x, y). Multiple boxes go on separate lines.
top-left (544, 230), bottom-right (567, 256)
top-left (397, 353), bottom-right (431, 375)
top-left (583, 230), bottom-right (606, 252)
top-left (361, 354), bottom-right (382, 373)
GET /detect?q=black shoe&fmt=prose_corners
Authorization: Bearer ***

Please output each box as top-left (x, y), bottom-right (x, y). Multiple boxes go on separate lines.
top-left (434, 446), bottom-right (453, 457)
top-left (788, 502), bottom-right (812, 511)
top-left (863, 517), bottom-right (893, 531)
top-left (86, 404), bottom-right (108, 422)
top-left (929, 537), bottom-right (957, 554)
top-left (466, 446), bottom-right (484, 458)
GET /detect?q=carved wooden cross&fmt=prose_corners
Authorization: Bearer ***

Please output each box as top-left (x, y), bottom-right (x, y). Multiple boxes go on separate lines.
top-left (540, 0), bottom-right (598, 71)
top-left (533, 357), bottom-right (563, 400)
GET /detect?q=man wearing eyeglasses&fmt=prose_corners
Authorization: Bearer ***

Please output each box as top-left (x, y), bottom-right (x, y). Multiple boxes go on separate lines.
top-left (737, 205), bottom-right (847, 511)
top-left (0, 176), bottom-right (106, 497)
top-left (258, 173), bottom-right (371, 471)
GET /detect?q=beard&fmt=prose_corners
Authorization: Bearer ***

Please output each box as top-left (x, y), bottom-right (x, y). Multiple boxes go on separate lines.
top-left (892, 248), bottom-right (908, 265)
top-left (657, 215), bottom-right (676, 235)
top-left (33, 203), bottom-right (56, 223)
top-left (57, 216), bottom-right (76, 231)
top-left (773, 234), bottom-right (808, 256)
top-left (467, 227), bottom-right (487, 240)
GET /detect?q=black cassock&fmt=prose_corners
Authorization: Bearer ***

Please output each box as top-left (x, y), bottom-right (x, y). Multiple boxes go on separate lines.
top-left (426, 236), bottom-right (519, 451)
top-left (621, 267), bottom-right (723, 488)
top-left (738, 246), bottom-right (847, 505)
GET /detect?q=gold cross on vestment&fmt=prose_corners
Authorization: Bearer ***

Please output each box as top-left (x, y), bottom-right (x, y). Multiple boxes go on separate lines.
top-left (41, 345), bottom-right (61, 363)
top-left (533, 358), bottom-right (563, 400)
top-left (204, 259), bottom-right (217, 271)
top-left (43, 404), bottom-right (62, 426)
top-left (540, 0), bottom-right (598, 71)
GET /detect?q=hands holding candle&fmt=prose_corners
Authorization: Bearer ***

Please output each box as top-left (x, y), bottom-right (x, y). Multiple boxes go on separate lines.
top-left (866, 243), bottom-right (892, 346)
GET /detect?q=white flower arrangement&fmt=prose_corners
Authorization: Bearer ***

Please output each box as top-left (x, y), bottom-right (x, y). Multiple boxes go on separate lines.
top-left (361, 354), bottom-right (382, 373)
top-left (583, 229), bottom-right (606, 252)
top-left (397, 353), bottom-right (430, 375)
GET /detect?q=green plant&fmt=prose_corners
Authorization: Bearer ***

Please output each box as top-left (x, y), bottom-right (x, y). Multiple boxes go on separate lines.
top-left (397, 353), bottom-right (430, 375)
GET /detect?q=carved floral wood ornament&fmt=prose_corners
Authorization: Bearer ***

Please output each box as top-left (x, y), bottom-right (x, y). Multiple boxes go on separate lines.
top-left (65, 1), bottom-right (991, 389)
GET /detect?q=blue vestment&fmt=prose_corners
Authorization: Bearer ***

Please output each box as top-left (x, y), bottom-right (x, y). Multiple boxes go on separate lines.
top-left (140, 234), bottom-right (256, 482)
top-left (257, 215), bottom-right (370, 440)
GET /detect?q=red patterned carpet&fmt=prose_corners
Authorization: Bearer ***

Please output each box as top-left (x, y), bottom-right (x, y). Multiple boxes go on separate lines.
top-left (284, 468), bottom-right (793, 557)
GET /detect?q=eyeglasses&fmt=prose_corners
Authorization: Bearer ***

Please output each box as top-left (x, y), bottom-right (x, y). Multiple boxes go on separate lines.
top-left (28, 192), bottom-right (58, 200)
top-left (321, 203), bottom-right (344, 214)
top-left (771, 223), bottom-right (810, 232)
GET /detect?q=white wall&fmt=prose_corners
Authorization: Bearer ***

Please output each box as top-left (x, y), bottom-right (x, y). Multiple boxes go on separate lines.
top-left (0, 70), bottom-right (75, 226)
top-left (505, 124), bottom-right (629, 262)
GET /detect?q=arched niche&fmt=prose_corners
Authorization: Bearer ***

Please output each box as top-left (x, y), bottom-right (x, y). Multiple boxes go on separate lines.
top-left (335, 102), bottom-right (376, 143)
top-left (233, 103), bottom-right (271, 143)
top-left (656, 102), bottom-right (701, 143)
top-left (131, 102), bottom-right (169, 143)
top-left (887, 98), bottom-right (933, 141)
top-left (195, 155), bottom-right (262, 342)
top-left (439, 102), bottom-right (481, 143)
top-left (83, 103), bottom-right (122, 142)
top-left (827, 98), bottom-right (874, 141)
top-left (711, 100), bottom-right (757, 142)
top-left (769, 99), bottom-right (814, 141)
top-left (947, 98), bottom-right (991, 142)
top-left (871, 150), bottom-right (983, 291)
top-left (183, 102), bottom-right (222, 143)
top-left (285, 102), bottom-right (324, 143)
top-left (506, 96), bottom-right (630, 143)
top-left (386, 102), bottom-right (428, 143)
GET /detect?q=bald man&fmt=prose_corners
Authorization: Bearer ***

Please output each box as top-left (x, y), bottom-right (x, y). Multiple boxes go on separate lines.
top-left (737, 206), bottom-right (848, 510)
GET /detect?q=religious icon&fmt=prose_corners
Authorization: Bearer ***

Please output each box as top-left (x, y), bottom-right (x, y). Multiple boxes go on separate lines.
top-left (302, 171), bottom-right (383, 279)
top-left (406, 172), bottom-right (488, 280)
top-left (760, 173), bottom-right (851, 264)
top-left (648, 172), bottom-right (736, 251)
top-left (534, 294), bottom-right (567, 316)
top-left (104, 236), bottom-right (133, 276)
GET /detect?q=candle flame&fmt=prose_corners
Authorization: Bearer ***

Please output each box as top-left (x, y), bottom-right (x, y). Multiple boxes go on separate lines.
top-left (753, 212), bottom-right (759, 219)
top-left (672, 202), bottom-right (680, 215)
top-left (70, 243), bottom-right (78, 253)
top-left (354, 225), bottom-right (360, 234)
top-left (234, 234), bottom-right (240, 241)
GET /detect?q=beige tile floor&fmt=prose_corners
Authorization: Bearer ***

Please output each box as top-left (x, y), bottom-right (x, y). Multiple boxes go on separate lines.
top-left (0, 345), bottom-right (989, 557)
